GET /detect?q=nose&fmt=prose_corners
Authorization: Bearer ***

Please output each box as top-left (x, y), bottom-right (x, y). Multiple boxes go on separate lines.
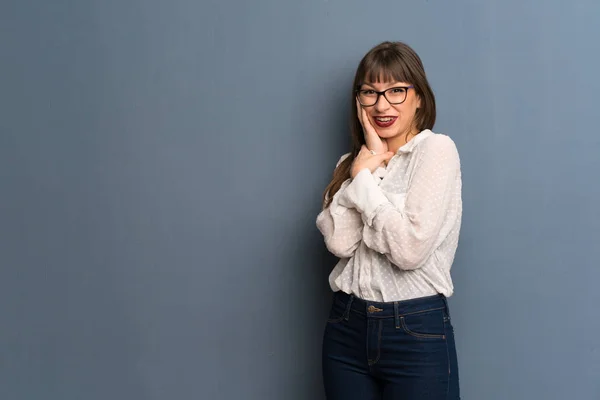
top-left (374, 93), bottom-right (391, 112)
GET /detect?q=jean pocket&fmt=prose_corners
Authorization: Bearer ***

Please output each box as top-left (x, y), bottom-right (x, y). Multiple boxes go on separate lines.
top-left (400, 308), bottom-right (446, 339)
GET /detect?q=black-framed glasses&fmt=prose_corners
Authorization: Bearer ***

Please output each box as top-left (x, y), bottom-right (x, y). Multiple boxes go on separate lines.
top-left (355, 85), bottom-right (414, 107)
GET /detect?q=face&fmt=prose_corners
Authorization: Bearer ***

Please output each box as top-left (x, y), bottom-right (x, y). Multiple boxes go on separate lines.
top-left (358, 80), bottom-right (421, 141)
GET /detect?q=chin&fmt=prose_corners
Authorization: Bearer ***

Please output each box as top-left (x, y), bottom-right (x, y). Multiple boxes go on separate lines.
top-left (376, 129), bottom-right (402, 139)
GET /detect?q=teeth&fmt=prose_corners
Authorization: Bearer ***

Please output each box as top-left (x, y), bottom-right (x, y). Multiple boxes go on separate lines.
top-left (376, 117), bottom-right (393, 122)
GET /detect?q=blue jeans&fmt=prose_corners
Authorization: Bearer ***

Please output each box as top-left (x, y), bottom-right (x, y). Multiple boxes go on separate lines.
top-left (322, 291), bottom-right (460, 399)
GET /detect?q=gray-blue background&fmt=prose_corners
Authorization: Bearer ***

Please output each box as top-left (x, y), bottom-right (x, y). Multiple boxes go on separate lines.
top-left (2, 0), bottom-right (599, 399)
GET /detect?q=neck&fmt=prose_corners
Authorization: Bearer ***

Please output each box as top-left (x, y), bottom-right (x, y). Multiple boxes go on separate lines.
top-left (388, 128), bottom-right (419, 154)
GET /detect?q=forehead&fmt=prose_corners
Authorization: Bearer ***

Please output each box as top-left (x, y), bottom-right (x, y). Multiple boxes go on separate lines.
top-left (361, 80), bottom-right (410, 89)
top-left (361, 68), bottom-right (411, 87)
top-left (362, 61), bottom-right (412, 83)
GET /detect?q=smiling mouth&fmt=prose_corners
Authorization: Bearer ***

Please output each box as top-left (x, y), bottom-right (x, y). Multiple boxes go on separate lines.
top-left (373, 116), bottom-right (397, 127)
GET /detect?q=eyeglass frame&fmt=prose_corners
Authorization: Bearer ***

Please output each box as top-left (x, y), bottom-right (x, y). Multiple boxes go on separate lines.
top-left (355, 85), bottom-right (415, 107)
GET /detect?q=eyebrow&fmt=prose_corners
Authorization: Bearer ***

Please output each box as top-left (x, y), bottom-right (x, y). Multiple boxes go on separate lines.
top-left (360, 83), bottom-right (408, 89)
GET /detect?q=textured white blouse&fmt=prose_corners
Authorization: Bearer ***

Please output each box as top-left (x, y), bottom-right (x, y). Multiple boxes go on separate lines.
top-left (316, 129), bottom-right (462, 302)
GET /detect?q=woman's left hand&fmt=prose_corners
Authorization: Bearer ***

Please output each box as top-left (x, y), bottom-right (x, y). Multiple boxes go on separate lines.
top-left (356, 99), bottom-right (388, 154)
top-left (351, 145), bottom-right (394, 178)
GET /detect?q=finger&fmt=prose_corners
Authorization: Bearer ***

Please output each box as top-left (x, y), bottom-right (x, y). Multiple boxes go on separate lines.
top-left (360, 106), bottom-right (368, 127)
top-left (377, 151), bottom-right (394, 162)
top-left (356, 145), bottom-right (368, 157)
top-left (361, 107), bottom-right (378, 136)
top-left (356, 99), bottom-right (364, 125)
top-left (363, 152), bottom-right (393, 170)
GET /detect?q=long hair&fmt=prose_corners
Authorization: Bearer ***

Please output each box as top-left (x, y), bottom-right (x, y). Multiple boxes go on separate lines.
top-left (322, 41), bottom-right (436, 208)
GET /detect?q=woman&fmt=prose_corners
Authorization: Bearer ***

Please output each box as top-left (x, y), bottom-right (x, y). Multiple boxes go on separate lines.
top-left (316, 41), bottom-right (462, 399)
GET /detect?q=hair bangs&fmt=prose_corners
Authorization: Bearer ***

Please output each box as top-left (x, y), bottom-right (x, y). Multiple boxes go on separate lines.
top-left (361, 51), bottom-right (414, 85)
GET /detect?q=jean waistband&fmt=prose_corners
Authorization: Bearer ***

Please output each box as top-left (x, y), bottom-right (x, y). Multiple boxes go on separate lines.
top-left (333, 290), bottom-right (448, 319)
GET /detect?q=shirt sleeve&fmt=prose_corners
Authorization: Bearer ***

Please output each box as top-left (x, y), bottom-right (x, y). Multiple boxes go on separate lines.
top-left (316, 154), bottom-right (364, 259)
top-left (339, 135), bottom-right (461, 270)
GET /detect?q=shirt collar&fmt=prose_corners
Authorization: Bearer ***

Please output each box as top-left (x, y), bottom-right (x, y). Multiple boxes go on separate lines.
top-left (396, 129), bottom-right (433, 154)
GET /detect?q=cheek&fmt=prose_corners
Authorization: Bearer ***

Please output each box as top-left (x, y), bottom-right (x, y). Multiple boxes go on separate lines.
top-left (398, 103), bottom-right (418, 119)
top-left (391, 106), bottom-right (418, 130)
top-left (393, 105), bottom-right (415, 121)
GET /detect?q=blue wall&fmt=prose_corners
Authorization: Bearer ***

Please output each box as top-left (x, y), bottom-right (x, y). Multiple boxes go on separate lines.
top-left (1, 0), bottom-right (599, 399)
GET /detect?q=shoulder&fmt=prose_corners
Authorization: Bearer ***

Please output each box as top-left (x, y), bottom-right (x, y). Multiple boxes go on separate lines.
top-left (335, 152), bottom-right (352, 168)
top-left (414, 132), bottom-right (461, 169)
top-left (417, 132), bottom-right (459, 157)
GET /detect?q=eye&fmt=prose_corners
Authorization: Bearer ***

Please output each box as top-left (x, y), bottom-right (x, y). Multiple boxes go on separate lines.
top-left (361, 90), bottom-right (376, 95)
top-left (390, 88), bottom-right (407, 94)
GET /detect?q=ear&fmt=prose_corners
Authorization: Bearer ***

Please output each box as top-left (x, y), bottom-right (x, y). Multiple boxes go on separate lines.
top-left (415, 94), bottom-right (422, 109)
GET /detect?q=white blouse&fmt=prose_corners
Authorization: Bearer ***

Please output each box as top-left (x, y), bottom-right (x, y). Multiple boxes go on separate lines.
top-left (316, 129), bottom-right (462, 302)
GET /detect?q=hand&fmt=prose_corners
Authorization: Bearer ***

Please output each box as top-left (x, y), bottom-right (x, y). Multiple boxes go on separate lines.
top-left (356, 99), bottom-right (388, 154)
top-left (351, 145), bottom-right (394, 178)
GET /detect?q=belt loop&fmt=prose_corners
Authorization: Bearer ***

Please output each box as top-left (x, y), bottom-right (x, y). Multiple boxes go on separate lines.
top-left (441, 296), bottom-right (451, 321)
top-left (394, 301), bottom-right (400, 329)
top-left (343, 294), bottom-right (354, 321)
top-left (441, 295), bottom-right (449, 312)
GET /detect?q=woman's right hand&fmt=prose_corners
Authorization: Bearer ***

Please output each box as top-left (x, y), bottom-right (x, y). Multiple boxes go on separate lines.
top-left (351, 145), bottom-right (394, 178)
top-left (356, 99), bottom-right (388, 154)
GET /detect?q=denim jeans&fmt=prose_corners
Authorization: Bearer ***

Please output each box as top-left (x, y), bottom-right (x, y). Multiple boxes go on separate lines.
top-left (322, 291), bottom-right (460, 399)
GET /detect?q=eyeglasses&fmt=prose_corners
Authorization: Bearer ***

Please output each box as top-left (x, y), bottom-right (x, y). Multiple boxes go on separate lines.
top-left (355, 85), bottom-right (414, 107)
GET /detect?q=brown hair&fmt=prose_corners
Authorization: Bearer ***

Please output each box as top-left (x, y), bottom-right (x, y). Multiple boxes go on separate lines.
top-left (322, 41), bottom-right (436, 208)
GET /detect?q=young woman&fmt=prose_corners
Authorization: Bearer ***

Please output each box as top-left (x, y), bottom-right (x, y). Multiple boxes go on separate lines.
top-left (316, 41), bottom-right (462, 399)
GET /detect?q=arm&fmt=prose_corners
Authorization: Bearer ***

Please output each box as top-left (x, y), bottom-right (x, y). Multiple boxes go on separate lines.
top-left (339, 135), bottom-right (461, 269)
top-left (316, 154), bottom-right (364, 258)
